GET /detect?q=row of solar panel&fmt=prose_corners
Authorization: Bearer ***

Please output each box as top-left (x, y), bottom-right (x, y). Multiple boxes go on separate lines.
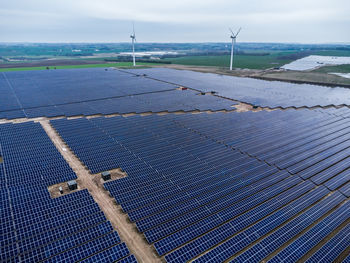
top-left (51, 110), bottom-right (350, 262)
top-left (320, 107), bottom-right (350, 121)
top-left (123, 67), bottom-right (350, 108)
top-left (0, 91), bottom-right (235, 120)
top-left (0, 122), bottom-right (76, 186)
top-left (0, 68), bottom-right (175, 111)
top-left (0, 121), bottom-right (137, 262)
top-left (52, 116), bottom-right (276, 215)
top-left (0, 69), bottom-right (236, 119)
top-left (170, 110), bottom-right (350, 196)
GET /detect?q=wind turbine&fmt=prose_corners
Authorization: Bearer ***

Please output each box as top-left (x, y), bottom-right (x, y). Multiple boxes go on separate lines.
top-left (229, 27), bottom-right (241, 70)
top-left (130, 23), bottom-right (136, 66)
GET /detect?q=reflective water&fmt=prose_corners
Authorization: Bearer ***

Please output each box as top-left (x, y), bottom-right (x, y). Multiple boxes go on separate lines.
top-left (330, 72), bottom-right (350, 79)
top-left (282, 55), bottom-right (350, 71)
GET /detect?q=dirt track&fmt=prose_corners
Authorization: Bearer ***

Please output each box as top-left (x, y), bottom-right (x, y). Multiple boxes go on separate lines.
top-left (40, 120), bottom-right (162, 263)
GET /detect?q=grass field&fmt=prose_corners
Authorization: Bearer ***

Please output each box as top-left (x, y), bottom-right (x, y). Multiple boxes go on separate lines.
top-left (2, 51), bottom-right (350, 73)
top-left (312, 50), bottom-right (350, 57)
top-left (163, 53), bottom-right (294, 69)
top-left (313, 64), bottom-right (350, 74)
top-left (0, 62), bottom-right (154, 72)
top-left (261, 71), bottom-right (350, 86)
top-left (163, 50), bottom-right (350, 70)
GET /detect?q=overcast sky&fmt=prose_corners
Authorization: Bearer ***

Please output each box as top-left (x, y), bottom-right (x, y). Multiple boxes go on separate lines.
top-left (1, 0), bottom-right (349, 43)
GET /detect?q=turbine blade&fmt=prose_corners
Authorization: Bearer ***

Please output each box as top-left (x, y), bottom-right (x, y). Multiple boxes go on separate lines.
top-left (133, 22), bottom-right (135, 37)
top-left (229, 28), bottom-right (234, 36)
top-left (235, 27), bottom-right (242, 37)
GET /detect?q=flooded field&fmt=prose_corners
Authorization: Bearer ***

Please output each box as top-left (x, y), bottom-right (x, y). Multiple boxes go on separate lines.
top-left (330, 72), bottom-right (350, 79)
top-left (282, 55), bottom-right (350, 71)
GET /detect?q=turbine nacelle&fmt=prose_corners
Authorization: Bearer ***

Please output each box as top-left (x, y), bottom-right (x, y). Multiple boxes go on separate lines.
top-left (229, 27), bottom-right (241, 38)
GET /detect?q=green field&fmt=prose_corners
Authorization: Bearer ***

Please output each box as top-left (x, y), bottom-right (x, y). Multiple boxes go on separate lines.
top-left (0, 62), bottom-right (154, 72)
top-left (162, 49), bottom-right (350, 70)
top-left (2, 49), bottom-right (350, 72)
top-left (163, 53), bottom-right (294, 69)
top-left (313, 64), bottom-right (350, 74)
top-left (312, 50), bottom-right (350, 57)
top-left (261, 71), bottom-right (350, 86)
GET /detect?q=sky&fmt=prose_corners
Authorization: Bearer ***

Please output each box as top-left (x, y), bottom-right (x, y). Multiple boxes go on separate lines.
top-left (1, 0), bottom-right (349, 43)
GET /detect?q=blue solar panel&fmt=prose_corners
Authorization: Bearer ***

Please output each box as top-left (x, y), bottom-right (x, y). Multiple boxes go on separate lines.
top-left (0, 68), bottom-right (236, 119)
top-left (80, 243), bottom-right (130, 263)
top-left (0, 121), bottom-right (136, 262)
top-left (118, 255), bottom-right (138, 263)
top-left (45, 231), bottom-right (121, 263)
top-left (343, 253), bottom-right (350, 263)
top-left (193, 186), bottom-right (329, 262)
top-left (48, 108), bottom-right (350, 262)
top-left (230, 191), bottom-right (345, 263)
top-left (164, 180), bottom-right (314, 262)
top-left (123, 68), bottom-right (350, 108)
top-left (305, 223), bottom-right (350, 263)
top-left (269, 198), bottom-right (350, 263)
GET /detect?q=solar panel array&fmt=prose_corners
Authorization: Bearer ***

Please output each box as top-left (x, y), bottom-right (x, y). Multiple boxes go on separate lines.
top-left (0, 122), bottom-right (136, 262)
top-left (0, 69), bottom-right (236, 119)
top-left (51, 109), bottom-right (350, 262)
top-left (124, 67), bottom-right (350, 108)
top-left (0, 68), bottom-right (173, 111)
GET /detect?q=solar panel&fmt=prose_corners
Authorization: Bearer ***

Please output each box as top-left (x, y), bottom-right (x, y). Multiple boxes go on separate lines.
top-left (0, 68), bottom-right (236, 119)
top-left (48, 108), bottom-right (350, 262)
top-left (269, 199), bottom-right (350, 262)
top-left (230, 191), bottom-right (346, 263)
top-left (193, 186), bottom-right (329, 262)
top-left (0, 121), bottom-right (137, 262)
top-left (305, 223), bottom-right (350, 263)
top-left (123, 68), bottom-right (350, 108)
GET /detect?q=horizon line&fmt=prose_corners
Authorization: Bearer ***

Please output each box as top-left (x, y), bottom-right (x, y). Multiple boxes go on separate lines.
top-left (0, 41), bottom-right (350, 45)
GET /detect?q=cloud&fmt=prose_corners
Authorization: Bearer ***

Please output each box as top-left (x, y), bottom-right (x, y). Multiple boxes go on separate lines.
top-left (0, 0), bottom-right (349, 42)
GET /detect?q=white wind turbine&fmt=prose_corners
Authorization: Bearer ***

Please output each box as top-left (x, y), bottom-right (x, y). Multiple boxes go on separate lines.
top-left (130, 23), bottom-right (136, 67)
top-left (229, 27), bottom-right (241, 70)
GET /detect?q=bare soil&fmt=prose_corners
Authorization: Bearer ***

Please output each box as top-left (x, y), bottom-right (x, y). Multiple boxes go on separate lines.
top-left (156, 64), bottom-right (261, 77)
top-left (234, 102), bottom-right (274, 112)
top-left (91, 168), bottom-right (127, 186)
top-left (48, 181), bottom-right (81, 198)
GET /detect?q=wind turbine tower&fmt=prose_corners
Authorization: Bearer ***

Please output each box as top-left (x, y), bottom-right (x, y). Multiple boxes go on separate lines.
top-left (130, 23), bottom-right (136, 67)
top-left (229, 27), bottom-right (241, 70)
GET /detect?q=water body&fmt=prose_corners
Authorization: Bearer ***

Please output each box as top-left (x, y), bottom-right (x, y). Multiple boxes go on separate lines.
top-left (118, 51), bottom-right (179, 57)
top-left (282, 55), bottom-right (350, 71)
top-left (330, 72), bottom-right (350, 79)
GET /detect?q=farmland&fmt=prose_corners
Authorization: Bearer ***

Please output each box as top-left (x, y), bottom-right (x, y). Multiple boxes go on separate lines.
top-left (313, 64), bottom-right (350, 74)
top-left (162, 49), bottom-right (350, 70)
top-left (162, 52), bottom-right (294, 69)
top-left (2, 43), bottom-right (350, 71)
